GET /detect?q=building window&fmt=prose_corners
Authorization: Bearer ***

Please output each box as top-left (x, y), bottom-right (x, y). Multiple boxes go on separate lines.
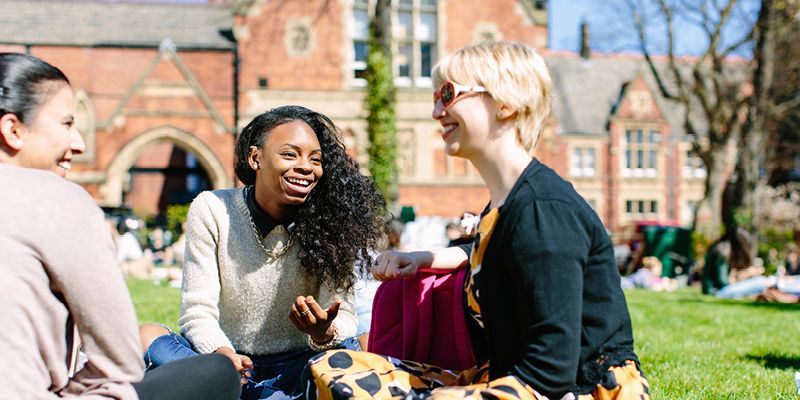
top-left (622, 127), bottom-right (659, 178)
top-left (683, 150), bottom-right (707, 178)
top-left (570, 147), bottom-right (596, 177)
top-left (625, 199), bottom-right (658, 219)
top-left (351, 1), bottom-right (370, 84)
top-left (351, 0), bottom-right (438, 87)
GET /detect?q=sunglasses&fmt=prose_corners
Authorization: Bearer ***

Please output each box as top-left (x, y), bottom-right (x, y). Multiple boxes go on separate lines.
top-left (433, 82), bottom-right (487, 108)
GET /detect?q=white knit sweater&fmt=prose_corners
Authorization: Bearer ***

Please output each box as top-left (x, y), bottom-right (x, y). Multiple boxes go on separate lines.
top-left (178, 188), bottom-right (357, 355)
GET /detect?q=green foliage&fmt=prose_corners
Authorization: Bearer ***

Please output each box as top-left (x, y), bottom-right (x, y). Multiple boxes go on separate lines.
top-left (365, 16), bottom-right (398, 205)
top-left (128, 279), bottom-right (800, 398)
top-left (757, 228), bottom-right (794, 274)
top-left (166, 203), bottom-right (190, 234)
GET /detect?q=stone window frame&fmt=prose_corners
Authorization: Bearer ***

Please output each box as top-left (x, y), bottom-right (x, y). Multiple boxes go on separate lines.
top-left (350, 0), bottom-right (438, 88)
top-left (621, 123), bottom-right (660, 179)
top-left (570, 146), bottom-right (596, 178)
top-left (624, 199), bottom-right (658, 219)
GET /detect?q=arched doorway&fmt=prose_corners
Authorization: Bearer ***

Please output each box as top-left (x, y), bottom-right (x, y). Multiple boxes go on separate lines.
top-left (101, 126), bottom-right (231, 217)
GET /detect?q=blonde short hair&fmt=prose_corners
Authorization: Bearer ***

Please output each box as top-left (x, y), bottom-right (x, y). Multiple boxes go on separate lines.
top-left (431, 41), bottom-right (552, 153)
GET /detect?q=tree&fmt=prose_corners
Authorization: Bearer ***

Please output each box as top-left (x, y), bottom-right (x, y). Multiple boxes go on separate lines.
top-left (765, 0), bottom-right (800, 188)
top-left (624, 0), bottom-right (760, 241)
top-left (365, 0), bottom-right (398, 206)
top-left (735, 0), bottom-right (800, 245)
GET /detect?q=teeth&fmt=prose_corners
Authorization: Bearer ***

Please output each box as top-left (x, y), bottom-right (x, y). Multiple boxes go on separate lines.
top-left (58, 161), bottom-right (72, 170)
top-left (287, 177), bottom-right (310, 186)
top-left (442, 125), bottom-right (456, 135)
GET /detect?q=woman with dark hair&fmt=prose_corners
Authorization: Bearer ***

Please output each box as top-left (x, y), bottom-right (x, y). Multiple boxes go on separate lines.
top-left (0, 52), bottom-right (240, 399)
top-left (140, 105), bottom-right (386, 399)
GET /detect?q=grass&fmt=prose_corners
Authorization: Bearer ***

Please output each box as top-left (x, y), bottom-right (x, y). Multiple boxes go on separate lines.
top-left (127, 278), bottom-right (180, 331)
top-left (126, 279), bottom-right (800, 399)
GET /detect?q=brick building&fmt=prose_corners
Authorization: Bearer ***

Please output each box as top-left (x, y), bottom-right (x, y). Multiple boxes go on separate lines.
top-left (1, 0), bottom-right (705, 233)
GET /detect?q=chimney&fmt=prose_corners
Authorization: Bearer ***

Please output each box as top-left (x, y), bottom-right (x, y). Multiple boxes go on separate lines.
top-left (580, 19), bottom-right (590, 59)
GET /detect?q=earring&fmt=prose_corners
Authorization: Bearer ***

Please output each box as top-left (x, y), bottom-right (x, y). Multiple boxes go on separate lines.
top-left (253, 162), bottom-right (260, 170)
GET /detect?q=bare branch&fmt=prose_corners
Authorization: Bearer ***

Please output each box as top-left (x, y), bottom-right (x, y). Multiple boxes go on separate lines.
top-left (775, 94), bottom-right (800, 115)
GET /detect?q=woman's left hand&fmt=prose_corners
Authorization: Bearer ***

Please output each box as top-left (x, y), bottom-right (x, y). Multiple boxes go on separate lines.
top-left (288, 295), bottom-right (340, 343)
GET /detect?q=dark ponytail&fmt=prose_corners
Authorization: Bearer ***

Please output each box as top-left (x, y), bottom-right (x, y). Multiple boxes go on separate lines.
top-left (0, 53), bottom-right (70, 123)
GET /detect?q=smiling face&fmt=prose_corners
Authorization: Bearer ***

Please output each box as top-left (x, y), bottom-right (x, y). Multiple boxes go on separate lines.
top-left (249, 120), bottom-right (323, 220)
top-left (432, 82), bottom-right (494, 159)
top-left (1, 83), bottom-right (85, 176)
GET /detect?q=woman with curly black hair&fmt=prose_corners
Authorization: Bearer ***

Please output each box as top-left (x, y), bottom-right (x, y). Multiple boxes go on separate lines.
top-left (140, 105), bottom-right (386, 399)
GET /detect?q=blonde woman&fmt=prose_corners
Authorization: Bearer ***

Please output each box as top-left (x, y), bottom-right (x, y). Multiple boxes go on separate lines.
top-left (299, 41), bottom-right (648, 400)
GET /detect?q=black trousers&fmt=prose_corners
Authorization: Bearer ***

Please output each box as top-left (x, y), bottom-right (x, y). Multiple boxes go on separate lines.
top-left (133, 353), bottom-right (241, 400)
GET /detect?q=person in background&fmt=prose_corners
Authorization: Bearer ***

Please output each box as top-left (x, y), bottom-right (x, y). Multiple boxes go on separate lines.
top-left (139, 105), bottom-right (386, 399)
top-left (299, 41), bottom-right (647, 400)
top-left (0, 52), bottom-right (239, 400)
top-left (783, 244), bottom-right (800, 276)
top-left (116, 218), bottom-right (154, 279)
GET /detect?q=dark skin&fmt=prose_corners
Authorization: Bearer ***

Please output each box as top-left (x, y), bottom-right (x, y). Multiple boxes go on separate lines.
top-left (213, 121), bottom-right (339, 381)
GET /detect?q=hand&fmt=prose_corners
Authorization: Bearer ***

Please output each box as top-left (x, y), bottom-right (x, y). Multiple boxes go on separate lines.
top-left (288, 295), bottom-right (339, 343)
top-left (214, 346), bottom-right (253, 384)
top-left (371, 250), bottom-right (431, 281)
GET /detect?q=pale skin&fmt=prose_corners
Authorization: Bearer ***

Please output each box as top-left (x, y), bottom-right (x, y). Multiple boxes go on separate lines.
top-left (0, 84), bottom-right (85, 174)
top-left (372, 82), bottom-right (531, 281)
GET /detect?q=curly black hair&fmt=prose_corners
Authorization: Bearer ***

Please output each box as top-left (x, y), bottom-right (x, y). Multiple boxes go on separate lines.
top-left (234, 105), bottom-right (386, 291)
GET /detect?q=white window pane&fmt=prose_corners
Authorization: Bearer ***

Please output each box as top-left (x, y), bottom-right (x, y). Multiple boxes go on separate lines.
top-left (636, 129), bottom-right (643, 144)
top-left (418, 12), bottom-right (437, 41)
top-left (625, 150), bottom-right (632, 169)
top-left (397, 11), bottom-right (412, 40)
top-left (572, 148), bottom-right (582, 167)
top-left (421, 0), bottom-right (437, 6)
top-left (398, 43), bottom-right (412, 77)
top-left (586, 148), bottom-right (595, 168)
top-left (353, 9), bottom-right (369, 38)
top-left (399, 0), bottom-right (412, 6)
top-left (649, 150), bottom-right (657, 169)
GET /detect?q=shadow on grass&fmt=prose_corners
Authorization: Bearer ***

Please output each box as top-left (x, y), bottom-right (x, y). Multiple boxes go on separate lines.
top-left (669, 296), bottom-right (800, 311)
top-left (745, 352), bottom-right (800, 370)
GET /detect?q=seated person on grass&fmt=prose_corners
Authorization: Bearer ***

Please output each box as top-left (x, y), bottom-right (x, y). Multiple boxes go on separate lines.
top-left (0, 52), bottom-right (240, 400)
top-left (139, 105), bottom-right (387, 399)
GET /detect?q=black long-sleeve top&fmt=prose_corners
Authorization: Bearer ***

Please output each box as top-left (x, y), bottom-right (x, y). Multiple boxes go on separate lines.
top-left (463, 159), bottom-right (638, 398)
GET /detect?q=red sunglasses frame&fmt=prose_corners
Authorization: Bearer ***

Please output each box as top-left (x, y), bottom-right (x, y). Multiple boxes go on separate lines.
top-left (433, 82), bottom-right (488, 107)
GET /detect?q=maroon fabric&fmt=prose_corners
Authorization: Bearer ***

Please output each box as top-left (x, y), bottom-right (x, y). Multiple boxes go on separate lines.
top-left (367, 267), bottom-right (476, 370)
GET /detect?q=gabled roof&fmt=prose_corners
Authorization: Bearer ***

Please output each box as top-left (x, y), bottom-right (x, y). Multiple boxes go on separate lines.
top-left (0, 0), bottom-right (233, 50)
top-left (546, 53), bottom-right (691, 136)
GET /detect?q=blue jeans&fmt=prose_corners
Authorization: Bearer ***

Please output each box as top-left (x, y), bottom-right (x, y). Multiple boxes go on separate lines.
top-left (715, 276), bottom-right (775, 299)
top-left (144, 330), bottom-right (361, 400)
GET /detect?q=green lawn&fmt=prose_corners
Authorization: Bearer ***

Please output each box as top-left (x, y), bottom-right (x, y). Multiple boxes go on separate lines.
top-left (126, 279), bottom-right (800, 399)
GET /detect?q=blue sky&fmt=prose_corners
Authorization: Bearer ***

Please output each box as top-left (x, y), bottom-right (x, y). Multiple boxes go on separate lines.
top-left (549, 0), bottom-right (759, 57)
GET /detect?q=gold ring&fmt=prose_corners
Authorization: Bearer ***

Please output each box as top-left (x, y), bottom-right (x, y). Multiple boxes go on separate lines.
top-left (301, 309), bottom-right (311, 316)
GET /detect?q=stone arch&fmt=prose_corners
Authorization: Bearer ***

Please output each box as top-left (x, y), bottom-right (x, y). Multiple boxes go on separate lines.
top-left (73, 89), bottom-right (96, 162)
top-left (100, 125), bottom-right (231, 206)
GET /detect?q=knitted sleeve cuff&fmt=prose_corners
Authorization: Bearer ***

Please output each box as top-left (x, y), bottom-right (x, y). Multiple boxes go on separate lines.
top-left (184, 329), bottom-right (234, 354)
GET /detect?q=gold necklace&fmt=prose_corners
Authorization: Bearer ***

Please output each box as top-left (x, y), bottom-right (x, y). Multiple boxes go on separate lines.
top-left (247, 208), bottom-right (293, 258)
